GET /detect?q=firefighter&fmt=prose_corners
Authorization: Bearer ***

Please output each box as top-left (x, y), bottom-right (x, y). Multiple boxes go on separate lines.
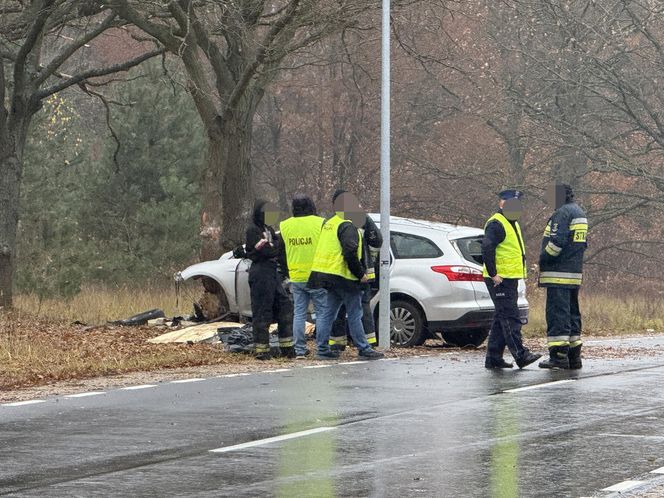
top-left (329, 208), bottom-right (383, 350)
top-left (279, 194), bottom-right (325, 359)
top-left (245, 200), bottom-right (294, 360)
top-left (482, 189), bottom-right (541, 369)
top-left (538, 184), bottom-right (588, 369)
top-left (308, 191), bottom-right (384, 360)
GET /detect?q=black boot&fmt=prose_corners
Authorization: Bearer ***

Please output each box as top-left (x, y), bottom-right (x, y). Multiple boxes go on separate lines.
top-left (280, 346), bottom-right (296, 359)
top-left (485, 357), bottom-right (514, 369)
top-left (516, 351), bottom-right (542, 369)
top-left (539, 345), bottom-right (570, 369)
top-left (568, 344), bottom-right (582, 369)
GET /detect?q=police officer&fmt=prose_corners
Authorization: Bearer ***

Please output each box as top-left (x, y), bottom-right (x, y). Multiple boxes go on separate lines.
top-left (245, 200), bottom-right (294, 360)
top-left (308, 191), bottom-right (384, 360)
top-left (279, 194), bottom-right (325, 359)
top-left (482, 189), bottom-right (541, 369)
top-left (538, 184), bottom-right (588, 369)
top-left (329, 208), bottom-right (383, 350)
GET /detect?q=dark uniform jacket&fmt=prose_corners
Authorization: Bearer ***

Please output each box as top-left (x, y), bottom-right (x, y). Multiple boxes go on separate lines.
top-left (246, 201), bottom-right (287, 277)
top-left (538, 202), bottom-right (588, 288)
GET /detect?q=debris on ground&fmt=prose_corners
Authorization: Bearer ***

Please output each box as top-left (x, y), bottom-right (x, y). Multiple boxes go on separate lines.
top-left (109, 308), bottom-right (165, 326)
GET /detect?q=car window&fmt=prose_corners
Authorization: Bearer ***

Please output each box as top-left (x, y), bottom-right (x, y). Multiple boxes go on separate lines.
top-left (390, 232), bottom-right (443, 259)
top-left (455, 236), bottom-right (483, 265)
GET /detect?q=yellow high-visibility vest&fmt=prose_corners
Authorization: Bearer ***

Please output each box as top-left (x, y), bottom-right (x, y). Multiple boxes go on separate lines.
top-left (310, 215), bottom-right (362, 281)
top-left (482, 213), bottom-right (527, 279)
top-left (279, 215), bottom-right (324, 283)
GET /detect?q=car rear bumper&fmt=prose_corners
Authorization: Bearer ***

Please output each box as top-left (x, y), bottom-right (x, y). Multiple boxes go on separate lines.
top-left (427, 307), bottom-right (529, 333)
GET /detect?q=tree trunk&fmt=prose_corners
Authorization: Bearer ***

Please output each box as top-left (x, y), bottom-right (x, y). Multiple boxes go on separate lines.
top-left (200, 102), bottom-right (257, 260)
top-left (0, 139), bottom-right (25, 309)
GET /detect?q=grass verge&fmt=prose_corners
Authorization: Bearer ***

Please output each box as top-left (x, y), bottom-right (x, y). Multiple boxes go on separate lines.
top-left (2, 286), bottom-right (662, 391)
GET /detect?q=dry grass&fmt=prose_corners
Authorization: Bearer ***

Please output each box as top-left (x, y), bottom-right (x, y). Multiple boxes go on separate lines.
top-left (2, 285), bottom-right (662, 391)
top-left (14, 283), bottom-right (191, 325)
top-left (0, 312), bottom-right (255, 390)
top-left (523, 287), bottom-right (664, 337)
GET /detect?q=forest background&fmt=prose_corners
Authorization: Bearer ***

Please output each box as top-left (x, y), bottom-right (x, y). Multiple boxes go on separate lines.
top-left (3, 1), bottom-right (664, 331)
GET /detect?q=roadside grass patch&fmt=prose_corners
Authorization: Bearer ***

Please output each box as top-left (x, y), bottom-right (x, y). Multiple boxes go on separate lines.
top-left (523, 288), bottom-right (664, 337)
top-left (14, 283), bottom-right (186, 325)
top-left (0, 312), bottom-right (254, 390)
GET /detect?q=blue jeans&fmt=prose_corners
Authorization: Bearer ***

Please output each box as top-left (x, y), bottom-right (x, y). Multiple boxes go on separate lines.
top-left (316, 286), bottom-right (371, 354)
top-left (291, 282), bottom-right (327, 355)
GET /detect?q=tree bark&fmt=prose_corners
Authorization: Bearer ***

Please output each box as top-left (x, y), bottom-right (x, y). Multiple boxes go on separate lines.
top-left (200, 98), bottom-right (259, 260)
top-left (0, 132), bottom-right (27, 308)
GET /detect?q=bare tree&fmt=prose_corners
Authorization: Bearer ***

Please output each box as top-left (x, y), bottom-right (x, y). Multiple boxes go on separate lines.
top-left (107, 0), bottom-right (439, 259)
top-left (0, 0), bottom-right (163, 308)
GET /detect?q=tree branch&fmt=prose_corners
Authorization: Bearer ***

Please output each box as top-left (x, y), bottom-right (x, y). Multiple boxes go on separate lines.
top-left (34, 10), bottom-right (118, 87)
top-left (35, 47), bottom-right (165, 99)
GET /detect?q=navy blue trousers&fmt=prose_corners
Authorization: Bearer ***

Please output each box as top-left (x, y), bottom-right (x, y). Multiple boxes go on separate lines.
top-left (485, 278), bottom-right (527, 362)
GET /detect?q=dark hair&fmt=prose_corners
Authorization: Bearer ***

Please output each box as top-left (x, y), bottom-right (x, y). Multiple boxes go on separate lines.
top-left (292, 194), bottom-right (317, 216)
top-left (563, 184), bottom-right (575, 203)
top-left (332, 189), bottom-right (347, 203)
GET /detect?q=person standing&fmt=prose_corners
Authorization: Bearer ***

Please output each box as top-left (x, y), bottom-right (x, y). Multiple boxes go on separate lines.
top-left (329, 211), bottom-right (383, 350)
top-left (482, 189), bottom-right (541, 369)
top-left (245, 200), bottom-right (294, 360)
top-left (308, 190), bottom-right (384, 360)
top-left (279, 194), bottom-right (326, 359)
top-left (538, 184), bottom-right (588, 369)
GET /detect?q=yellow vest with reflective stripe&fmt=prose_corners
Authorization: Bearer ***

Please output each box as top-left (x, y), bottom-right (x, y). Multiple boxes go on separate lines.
top-left (482, 213), bottom-right (527, 279)
top-left (310, 215), bottom-right (362, 281)
top-left (280, 215), bottom-right (325, 282)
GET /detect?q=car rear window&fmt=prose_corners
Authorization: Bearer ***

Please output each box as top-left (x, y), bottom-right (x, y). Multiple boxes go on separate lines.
top-left (455, 236), bottom-right (484, 265)
top-left (390, 232), bottom-right (443, 259)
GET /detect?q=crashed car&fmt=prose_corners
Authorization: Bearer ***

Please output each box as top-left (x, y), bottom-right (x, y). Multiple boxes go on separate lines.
top-left (175, 214), bottom-right (529, 347)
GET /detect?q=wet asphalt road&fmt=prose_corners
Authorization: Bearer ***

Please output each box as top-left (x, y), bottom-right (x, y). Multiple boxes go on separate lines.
top-left (2, 337), bottom-right (664, 497)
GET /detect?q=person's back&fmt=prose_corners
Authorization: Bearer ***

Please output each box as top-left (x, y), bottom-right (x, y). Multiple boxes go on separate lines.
top-left (279, 195), bottom-right (325, 359)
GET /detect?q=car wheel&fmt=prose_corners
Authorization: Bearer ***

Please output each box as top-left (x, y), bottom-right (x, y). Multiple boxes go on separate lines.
top-left (441, 328), bottom-right (489, 348)
top-left (388, 300), bottom-right (425, 347)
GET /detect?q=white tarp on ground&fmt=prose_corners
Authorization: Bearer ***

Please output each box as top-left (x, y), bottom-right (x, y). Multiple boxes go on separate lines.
top-left (147, 321), bottom-right (316, 344)
top-left (148, 322), bottom-right (242, 344)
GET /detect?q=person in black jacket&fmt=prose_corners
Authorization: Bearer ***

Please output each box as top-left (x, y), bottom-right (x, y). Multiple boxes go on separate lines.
top-left (538, 184), bottom-right (588, 369)
top-left (245, 200), bottom-right (294, 360)
top-left (308, 191), bottom-right (384, 360)
top-left (330, 210), bottom-right (383, 349)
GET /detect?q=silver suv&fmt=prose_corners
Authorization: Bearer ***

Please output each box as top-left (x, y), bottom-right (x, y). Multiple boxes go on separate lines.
top-left (175, 214), bottom-right (528, 347)
top-left (371, 215), bottom-right (528, 347)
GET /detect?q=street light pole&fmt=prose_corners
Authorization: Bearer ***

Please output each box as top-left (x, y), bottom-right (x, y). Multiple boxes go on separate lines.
top-left (378, 0), bottom-right (391, 350)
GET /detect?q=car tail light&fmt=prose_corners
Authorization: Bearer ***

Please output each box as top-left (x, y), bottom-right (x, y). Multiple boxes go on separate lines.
top-left (431, 265), bottom-right (484, 282)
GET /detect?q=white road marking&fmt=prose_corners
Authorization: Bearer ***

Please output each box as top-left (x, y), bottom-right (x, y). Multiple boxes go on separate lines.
top-left (170, 378), bottom-right (205, 384)
top-left (210, 427), bottom-right (336, 453)
top-left (303, 365), bottom-right (332, 369)
top-left (380, 358), bottom-right (398, 361)
top-left (602, 480), bottom-right (644, 492)
top-left (651, 466), bottom-right (664, 474)
top-left (2, 399), bottom-right (46, 407)
top-left (65, 392), bottom-right (106, 398)
top-left (219, 373), bottom-right (251, 378)
top-left (597, 433), bottom-right (664, 441)
top-left (503, 379), bottom-right (576, 393)
top-left (339, 361), bottom-right (369, 365)
top-left (262, 369), bottom-right (291, 373)
top-left (121, 384), bottom-right (157, 391)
